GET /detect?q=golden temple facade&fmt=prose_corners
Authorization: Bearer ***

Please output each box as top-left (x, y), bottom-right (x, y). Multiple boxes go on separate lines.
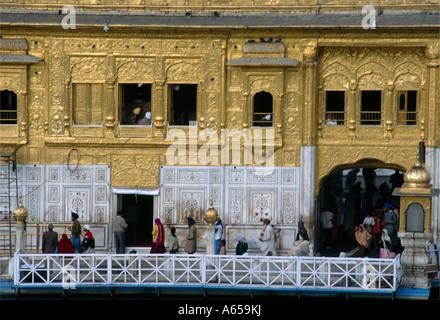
top-left (0, 0), bottom-right (439, 254)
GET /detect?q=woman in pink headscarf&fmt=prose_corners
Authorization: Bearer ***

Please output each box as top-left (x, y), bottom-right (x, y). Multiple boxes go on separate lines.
top-left (151, 218), bottom-right (166, 253)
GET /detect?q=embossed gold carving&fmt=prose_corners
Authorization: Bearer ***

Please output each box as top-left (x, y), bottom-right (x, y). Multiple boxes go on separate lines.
top-left (0, 7), bottom-right (437, 203)
top-left (111, 154), bottom-right (159, 188)
top-left (315, 46), bottom-right (434, 194)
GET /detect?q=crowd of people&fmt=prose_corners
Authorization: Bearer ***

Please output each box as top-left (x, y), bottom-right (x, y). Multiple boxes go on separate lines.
top-left (319, 168), bottom-right (403, 259)
top-left (41, 212), bottom-right (95, 254)
top-left (42, 175), bottom-right (401, 259)
top-left (42, 212), bottom-right (311, 258)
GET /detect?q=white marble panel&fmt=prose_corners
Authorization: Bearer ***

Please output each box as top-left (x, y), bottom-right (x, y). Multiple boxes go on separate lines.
top-left (65, 187), bottom-right (92, 221)
top-left (158, 165), bottom-right (302, 252)
top-left (0, 164), bottom-right (111, 251)
top-left (249, 189), bottom-right (276, 223)
top-left (228, 188), bottom-right (243, 224)
top-left (179, 188), bottom-right (206, 223)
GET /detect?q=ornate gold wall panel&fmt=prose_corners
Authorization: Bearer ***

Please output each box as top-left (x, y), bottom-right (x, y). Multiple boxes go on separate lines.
top-left (0, 26), bottom-right (438, 193)
top-left (315, 45), bottom-right (439, 195)
top-left (111, 153), bottom-right (159, 188)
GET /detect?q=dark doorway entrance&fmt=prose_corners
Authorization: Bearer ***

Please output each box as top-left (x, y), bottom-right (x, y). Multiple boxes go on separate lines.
top-left (120, 194), bottom-right (154, 247)
top-left (316, 165), bottom-right (404, 257)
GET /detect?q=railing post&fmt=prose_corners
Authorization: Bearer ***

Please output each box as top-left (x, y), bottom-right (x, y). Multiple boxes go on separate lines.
top-left (201, 255), bottom-right (206, 286)
top-left (107, 254), bottom-right (112, 286)
top-left (393, 254), bottom-right (400, 291)
top-left (13, 250), bottom-right (20, 285)
top-left (232, 255), bottom-right (235, 286)
top-left (171, 254), bottom-right (175, 285)
top-left (327, 259), bottom-right (331, 288)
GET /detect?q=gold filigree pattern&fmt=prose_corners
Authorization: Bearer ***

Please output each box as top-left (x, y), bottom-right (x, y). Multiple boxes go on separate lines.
top-left (0, 8), bottom-right (437, 198)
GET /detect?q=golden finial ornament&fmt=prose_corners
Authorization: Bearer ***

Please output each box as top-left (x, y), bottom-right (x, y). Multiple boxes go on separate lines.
top-left (396, 141), bottom-right (432, 193)
top-left (203, 196), bottom-right (219, 226)
top-left (13, 194), bottom-right (29, 225)
top-left (403, 161), bottom-right (431, 189)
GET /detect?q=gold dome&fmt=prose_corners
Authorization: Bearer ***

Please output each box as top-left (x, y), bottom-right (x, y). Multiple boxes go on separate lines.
top-left (403, 162), bottom-right (431, 188)
top-left (204, 197), bottom-right (219, 226)
top-left (13, 195), bottom-right (28, 225)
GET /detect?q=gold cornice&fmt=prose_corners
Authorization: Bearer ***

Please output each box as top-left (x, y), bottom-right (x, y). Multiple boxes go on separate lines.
top-left (316, 137), bottom-right (424, 147)
top-left (43, 135), bottom-right (284, 150)
top-left (44, 136), bottom-right (173, 149)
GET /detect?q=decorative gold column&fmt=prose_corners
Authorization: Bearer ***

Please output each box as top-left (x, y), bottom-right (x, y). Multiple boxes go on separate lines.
top-left (220, 43), bottom-right (227, 129)
top-left (384, 81), bottom-right (394, 139)
top-left (275, 92), bottom-right (283, 140)
top-left (425, 45), bottom-right (440, 148)
top-left (17, 90), bottom-right (27, 139)
top-left (242, 90), bottom-right (249, 129)
top-left (347, 80), bottom-right (357, 138)
top-left (154, 79), bottom-right (165, 137)
top-left (198, 81), bottom-right (205, 129)
top-left (105, 78), bottom-right (116, 138)
top-left (302, 45), bottom-right (318, 146)
top-left (63, 77), bottom-right (71, 137)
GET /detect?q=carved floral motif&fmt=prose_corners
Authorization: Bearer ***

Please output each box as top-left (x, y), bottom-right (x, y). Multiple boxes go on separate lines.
top-left (111, 154), bottom-right (159, 188)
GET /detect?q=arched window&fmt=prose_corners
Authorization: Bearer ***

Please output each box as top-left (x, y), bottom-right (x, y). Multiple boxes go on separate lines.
top-left (397, 90), bottom-right (417, 125)
top-left (0, 90), bottom-right (17, 124)
top-left (252, 91), bottom-right (273, 127)
top-left (405, 202), bottom-right (424, 233)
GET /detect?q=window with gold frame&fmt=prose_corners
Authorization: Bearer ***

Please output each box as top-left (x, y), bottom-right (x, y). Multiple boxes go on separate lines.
top-left (252, 91), bottom-right (273, 127)
top-left (360, 90), bottom-right (382, 125)
top-left (72, 83), bottom-right (104, 125)
top-left (167, 84), bottom-right (197, 126)
top-left (397, 90), bottom-right (418, 126)
top-left (323, 90), bottom-right (346, 125)
top-left (0, 90), bottom-right (17, 124)
top-left (118, 83), bottom-right (152, 125)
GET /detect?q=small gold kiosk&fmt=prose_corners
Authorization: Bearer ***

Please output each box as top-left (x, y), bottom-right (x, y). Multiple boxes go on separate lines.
top-left (393, 149), bottom-right (439, 290)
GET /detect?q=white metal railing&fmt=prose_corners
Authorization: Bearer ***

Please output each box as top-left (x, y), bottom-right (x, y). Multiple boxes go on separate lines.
top-left (14, 253), bottom-right (402, 292)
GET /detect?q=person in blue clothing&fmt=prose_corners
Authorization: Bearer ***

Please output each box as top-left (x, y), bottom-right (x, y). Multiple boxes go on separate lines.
top-left (68, 212), bottom-right (84, 253)
top-left (236, 236), bottom-right (248, 255)
top-left (215, 218), bottom-right (223, 254)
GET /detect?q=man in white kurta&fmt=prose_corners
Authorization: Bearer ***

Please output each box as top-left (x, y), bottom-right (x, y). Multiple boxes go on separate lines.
top-left (259, 219), bottom-right (275, 256)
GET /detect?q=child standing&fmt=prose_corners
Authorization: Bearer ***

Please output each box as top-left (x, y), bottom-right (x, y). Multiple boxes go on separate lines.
top-left (167, 227), bottom-right (179, 254)
top-left (218, 239), bottom-right (227, 255)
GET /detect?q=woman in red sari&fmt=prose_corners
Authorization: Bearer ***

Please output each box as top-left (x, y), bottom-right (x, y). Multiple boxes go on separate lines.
top-left (151, 218), bottom-right (166, 253)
